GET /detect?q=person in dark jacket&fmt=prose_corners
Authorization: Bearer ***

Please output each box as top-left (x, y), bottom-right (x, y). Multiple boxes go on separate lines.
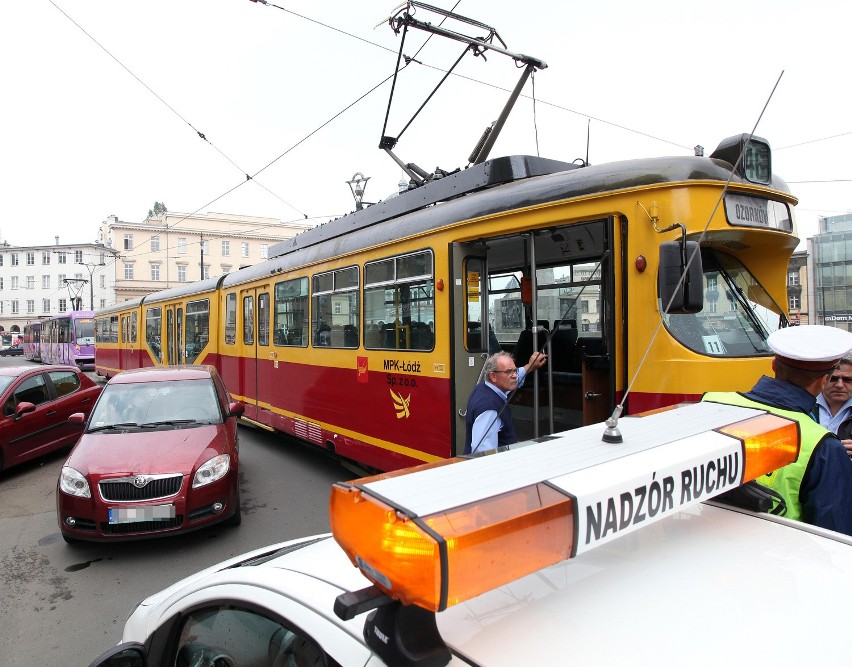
top-left (815, 354), bottom-right (852, 456)
top-left (703, 325), bottom-right (852, 535)
top-left (464, 351), bottom-right (546, 455)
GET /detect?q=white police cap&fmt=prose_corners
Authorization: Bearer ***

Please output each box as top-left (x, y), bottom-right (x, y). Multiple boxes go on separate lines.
top-left (767, 325), bottom-right (852, 371)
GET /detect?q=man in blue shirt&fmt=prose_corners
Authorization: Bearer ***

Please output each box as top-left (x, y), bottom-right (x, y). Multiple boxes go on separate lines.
top-left (815, 354), bottom-right (852, 456)
top-left (464, 351), bottom-right (547, 455)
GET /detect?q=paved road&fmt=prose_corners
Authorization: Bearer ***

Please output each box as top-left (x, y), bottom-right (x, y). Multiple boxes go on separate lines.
top-left (0, 370), bottom-right (353, 667)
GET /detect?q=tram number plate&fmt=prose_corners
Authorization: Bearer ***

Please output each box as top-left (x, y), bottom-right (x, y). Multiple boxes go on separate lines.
top-left (108, 504), bottom-right (175, 524)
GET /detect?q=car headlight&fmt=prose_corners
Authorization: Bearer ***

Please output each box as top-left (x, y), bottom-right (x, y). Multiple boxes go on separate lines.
top-left (192, 454), bottom-right (231, 488)
top-left (59, 466), bottom-right (91, 498)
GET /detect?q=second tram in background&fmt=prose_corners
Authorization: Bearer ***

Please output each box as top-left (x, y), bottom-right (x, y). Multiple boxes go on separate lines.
top-left (39, 310), bottom-right (96, 369)
top-left (22, 321), bottom-right (41, 362)
top-left (95, 134), bottom-right (797, 472)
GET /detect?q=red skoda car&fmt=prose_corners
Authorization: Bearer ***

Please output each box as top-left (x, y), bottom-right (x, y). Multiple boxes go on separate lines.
top-left (57, 365), bottom-right (244, 542)
top-left (0, 365), bottom-right (101, 474)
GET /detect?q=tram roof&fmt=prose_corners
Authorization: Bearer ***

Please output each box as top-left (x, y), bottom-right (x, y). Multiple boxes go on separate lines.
top-left (221, 151), bottom-right (790, 290)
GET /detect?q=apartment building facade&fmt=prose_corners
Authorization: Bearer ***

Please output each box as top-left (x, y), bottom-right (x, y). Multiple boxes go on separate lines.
top-left (98, 212), bottom-right (314, 302)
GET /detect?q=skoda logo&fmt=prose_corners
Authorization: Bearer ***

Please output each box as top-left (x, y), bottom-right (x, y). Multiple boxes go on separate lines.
top-left (132, 475), bottom-right (149, 488)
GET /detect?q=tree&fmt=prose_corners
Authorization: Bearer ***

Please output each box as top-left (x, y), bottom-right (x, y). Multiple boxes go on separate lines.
top-left (147, 201), bottom-right (168, 219)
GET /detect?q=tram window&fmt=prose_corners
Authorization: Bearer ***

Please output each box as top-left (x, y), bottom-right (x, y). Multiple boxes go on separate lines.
top-left (536, 262), bottom-right (604, 336)
top-left (146, 307), bottom-right (162, 363)
top-left (243, 296), bottom-right (254, 345)
top-left (225, 293), bottom-right (237, 345)
top-left (274, 277), bottom-right (308, 347)
top-left (364, 250), bottom-right (434, 351)
top-left (258, 293), bottom-right (270, 346)
top-left (185, 298), bottom-right (210, 363)
top-left (312, 267), bottom-right (359, 348)
top-left (130, 311), bottom-right (137, 343)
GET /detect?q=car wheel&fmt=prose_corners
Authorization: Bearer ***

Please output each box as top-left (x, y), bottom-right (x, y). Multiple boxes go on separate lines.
top-left (225, 487), bottom-right (242, 527)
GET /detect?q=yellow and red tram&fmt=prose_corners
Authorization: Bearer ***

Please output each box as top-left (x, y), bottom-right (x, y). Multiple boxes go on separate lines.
top-left (96, 134), bottom-right (798, 471)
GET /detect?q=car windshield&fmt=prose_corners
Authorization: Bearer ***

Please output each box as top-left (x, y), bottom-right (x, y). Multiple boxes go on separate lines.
top-left (0, 377), bottom-right (14, 393)
top-left (88, 378), bottom-right (222, 430)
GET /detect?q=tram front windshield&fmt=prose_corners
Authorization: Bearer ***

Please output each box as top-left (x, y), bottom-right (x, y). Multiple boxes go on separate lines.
top-left (666, 249), bottom-right (777, 357)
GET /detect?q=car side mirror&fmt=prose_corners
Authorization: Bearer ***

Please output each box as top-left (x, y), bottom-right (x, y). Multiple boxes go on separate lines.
top-left (88, 642), bottom-right (147, 667)
top-left (68, 412), bottom-right (87, 426)
top-left (14, 402), bottom-right (36, 421)
top-left (228, 401), bottom-right (246, 418)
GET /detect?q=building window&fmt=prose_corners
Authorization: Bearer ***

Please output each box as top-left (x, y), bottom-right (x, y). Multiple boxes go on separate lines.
top-left (790, 295), bottom-right (800, 310)
top-left (26, 252), bottom-right (35, 265)
top-left (42, 251), bottom-right (51, 265)
top-left (58, 252), bottom-right (67, 264)
top-left (202, 264), bottom-right (210, 280)
top-left (11, 276), bottom-right (18, 290)
top-left (74, 272), bottom-right (83, 281)
top-left (178, 265), bottom-right (186, 282)
top-left (222, 240), bottom-right (230, 256)
top-left (788, 271), bottom-right (799, 286)
top-left (151, 235), bottom-right (160, 252)
top-left (124, 234), bottom-right (134, 250)
top-left (11, 300), bottom-right (19, 314)
top-left (59, 298), bottom-right (67, 311)
top-left (241, 242), bottom-right (249, 258)
top-left (26, 300), bottom-right (35, 314)
top-left (178, 237), bottom-right (187, 254)
top-left (42, 299), bottom-right (50, 313)
top-left (100, 299), bottom-right (106, 308)
top-left (260, 244), bottom-right (268, 259)
top-left (42, 275), bottom-right (50, 289)
top-left (26, 276), bottom-right (35, 289)
top-left (74, 250), bottom-right (83, 263)
top-left (151, 264), bottom-right (160, 281)
top-left (201, 239), bottom-right (209, 255)
top-left (0, 255), bottom-right (3, 266)
top-left (11, 253), bottom-right (19, 266)
top-left (99, 275), bottom-right (105, 288)
top-left (0, 277), bottom-right (3, 290)
top-left (124, 263), bottom-right (134, 280)
top-left (99, 252), bottom-right (106, 264)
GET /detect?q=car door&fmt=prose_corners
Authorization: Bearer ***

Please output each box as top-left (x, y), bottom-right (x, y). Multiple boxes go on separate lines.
top-left (0, 371), bottom-right (56, 468)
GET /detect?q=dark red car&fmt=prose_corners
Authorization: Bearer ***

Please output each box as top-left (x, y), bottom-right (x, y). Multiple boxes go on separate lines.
top-left (0, 365), bottom-right (101, 474)
top-left (57, 365), bottom-right (245, 542)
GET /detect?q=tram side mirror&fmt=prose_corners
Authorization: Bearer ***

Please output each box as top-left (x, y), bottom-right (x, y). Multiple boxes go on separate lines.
top-left (658, 241), bottom-right (703, 314)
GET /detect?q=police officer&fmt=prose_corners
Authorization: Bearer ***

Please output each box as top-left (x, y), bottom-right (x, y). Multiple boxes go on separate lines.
top-left (464, 351), bottom-right (547, 455)
top-left (703, 325), bottom-right (852, 536)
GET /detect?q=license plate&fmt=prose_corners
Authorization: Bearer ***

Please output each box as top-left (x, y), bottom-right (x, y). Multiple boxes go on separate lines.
top-left (108, 504), bottom-right (175, 524)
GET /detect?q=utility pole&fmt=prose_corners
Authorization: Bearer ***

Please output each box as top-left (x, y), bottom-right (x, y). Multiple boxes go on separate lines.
top-left (77, 261), bottom-right (106, 310)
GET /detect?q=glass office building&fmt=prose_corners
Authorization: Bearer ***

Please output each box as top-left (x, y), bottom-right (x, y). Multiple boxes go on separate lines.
top-left (811, 213), bottom-right (852, 332)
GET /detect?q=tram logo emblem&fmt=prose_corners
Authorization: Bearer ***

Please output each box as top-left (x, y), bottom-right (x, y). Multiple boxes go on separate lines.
top-left (357, 356), bottom-right (369, 383)
top-left (390, 389), bottom-right (411, 419)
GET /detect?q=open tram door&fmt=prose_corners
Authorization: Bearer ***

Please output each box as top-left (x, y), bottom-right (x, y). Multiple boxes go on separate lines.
top-left (452, 221), bottom-right (616, 454)
top-left (450, 243), bottom-right (491, 456)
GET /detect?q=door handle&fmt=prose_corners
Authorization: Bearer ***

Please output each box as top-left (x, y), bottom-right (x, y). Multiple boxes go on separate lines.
top-left (584, 392), bottom-right (601, 400)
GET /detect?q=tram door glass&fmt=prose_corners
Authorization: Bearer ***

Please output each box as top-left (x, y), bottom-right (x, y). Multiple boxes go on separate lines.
top-left (465, 258), bottom-right (487, 352)
top-left (225, 293), bottom-right (237, 345)
top-left (185, 299), bottom-right (209, 364)
top-left (146, 307), bottom-right (162, 363)
top-left (257, 293), bottom-right (270, 347)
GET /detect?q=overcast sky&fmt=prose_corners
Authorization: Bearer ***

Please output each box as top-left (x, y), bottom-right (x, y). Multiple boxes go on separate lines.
top-left (1, 0), bottom-right (849, 250)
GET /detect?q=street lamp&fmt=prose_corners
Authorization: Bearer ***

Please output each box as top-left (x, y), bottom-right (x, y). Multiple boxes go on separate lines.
top-left (346, 172), bottom-right (372, 211)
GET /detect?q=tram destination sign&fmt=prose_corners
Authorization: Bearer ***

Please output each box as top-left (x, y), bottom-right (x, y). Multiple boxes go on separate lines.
top-left (724, 194), bottom-right (792, 232)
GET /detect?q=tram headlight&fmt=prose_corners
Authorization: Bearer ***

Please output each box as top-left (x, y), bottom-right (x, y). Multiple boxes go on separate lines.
top-left (193, 454), bottom-right (230, 488)
top-left (59, 466), bottom-right (91, 498)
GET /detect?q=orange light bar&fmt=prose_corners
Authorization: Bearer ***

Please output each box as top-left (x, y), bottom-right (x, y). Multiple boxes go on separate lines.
top-left (331, 481), bottom-right (574, 612)
top-left (716, 413), bottom-right (800, 482)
